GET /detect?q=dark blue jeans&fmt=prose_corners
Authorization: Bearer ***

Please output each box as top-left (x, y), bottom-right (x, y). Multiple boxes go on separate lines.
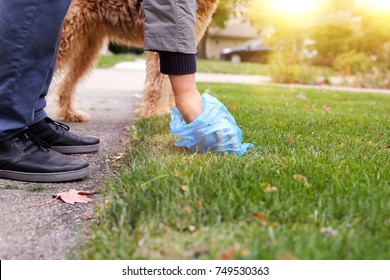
top-left (0, 0), bottom-right (72, 142)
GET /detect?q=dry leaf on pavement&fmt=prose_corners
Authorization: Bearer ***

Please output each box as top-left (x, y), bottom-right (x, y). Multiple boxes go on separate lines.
top-left (53, 189), bottom-right (95, 204)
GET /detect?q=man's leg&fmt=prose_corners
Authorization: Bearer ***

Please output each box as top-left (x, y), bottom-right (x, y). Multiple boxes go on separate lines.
top-left (27, 32), bottom-right (100, 154)
top-left (0, 0), bottom-right (92, 182)
top-left (32, 32), bottom-right (63, 123)
top-left (0, 0), bottom-right (72, 141)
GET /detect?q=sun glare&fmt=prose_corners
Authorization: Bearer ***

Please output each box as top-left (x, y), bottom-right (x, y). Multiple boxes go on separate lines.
top-left (270, 0), bottom-right (321, 14)
top-left (357, 0), bottom-right (390, 11)
top-left (368, 0), bottom-right (390, 10)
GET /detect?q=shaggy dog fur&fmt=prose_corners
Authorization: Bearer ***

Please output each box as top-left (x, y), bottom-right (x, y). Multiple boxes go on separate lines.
top-left (55, 0), bottom-right (219, 122)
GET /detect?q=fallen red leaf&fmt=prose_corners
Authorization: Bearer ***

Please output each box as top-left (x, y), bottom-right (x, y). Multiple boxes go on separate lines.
top-left (53, 189), bottom-right (95, 204)
top-left (230, 103), bottom-right (237, 111)
top-left (286, 138), bottom-right (294, 145)
top-left (253, 212), bottom-right (269, 225)
top-left (220, 248), bottom-right (236, 260)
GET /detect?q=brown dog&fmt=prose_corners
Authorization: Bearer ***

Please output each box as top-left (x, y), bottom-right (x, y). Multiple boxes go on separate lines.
top-left (55, 0), bottom-right (219, 122)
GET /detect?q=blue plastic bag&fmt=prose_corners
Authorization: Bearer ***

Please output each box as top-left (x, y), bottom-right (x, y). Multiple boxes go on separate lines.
top-left (170, 93), bottom-right (253, 156)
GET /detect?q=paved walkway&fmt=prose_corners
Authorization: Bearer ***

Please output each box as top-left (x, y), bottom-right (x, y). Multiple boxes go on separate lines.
top-left (1, 67), bottom-right (389, 260)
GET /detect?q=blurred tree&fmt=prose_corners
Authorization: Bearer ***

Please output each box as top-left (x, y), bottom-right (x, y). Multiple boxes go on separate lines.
top-left (198, 0), bottom-right (246, 58)
top-left (309, 23), bottom-right (354, 66)
top-left (210, 0), bottom-right (247, 27)
top-left (246, 0), bottom-right (308, 56)
top-left (211, 0), bottom-right (235, 27)
top-left (359, 12), bottom-right (390, 55)
top-left (319, 0), bottom-right (356, 13)
top-left (210, 0), bottom-right (389, 65)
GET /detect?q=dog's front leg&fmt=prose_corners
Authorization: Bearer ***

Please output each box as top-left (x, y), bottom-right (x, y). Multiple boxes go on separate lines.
top-left (56, 30), bottom-right (105, 122)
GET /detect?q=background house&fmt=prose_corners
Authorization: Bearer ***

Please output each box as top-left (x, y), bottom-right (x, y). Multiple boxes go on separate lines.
top-left (197, 18), bottom-right (260, 59)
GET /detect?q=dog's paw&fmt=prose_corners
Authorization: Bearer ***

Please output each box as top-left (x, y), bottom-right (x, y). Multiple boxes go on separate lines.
top-left (57, 109), bottom-right (91, 122)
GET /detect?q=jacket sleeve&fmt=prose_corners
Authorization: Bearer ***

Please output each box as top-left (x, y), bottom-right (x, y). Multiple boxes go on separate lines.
top-left (143, 0), bottom-right (197, 54)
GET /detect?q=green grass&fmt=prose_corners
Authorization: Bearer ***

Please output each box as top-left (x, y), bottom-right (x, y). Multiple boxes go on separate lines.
top-left (27, 185), bottom-right (46, 193)
top-left (197, 59), bottom-right (271, 75)
top-left (81, 84), bottom-right (390, 260)
top-left (96, 54), bottom-right (143, 68)
top-left (0, 185), bottom-right (18, 190)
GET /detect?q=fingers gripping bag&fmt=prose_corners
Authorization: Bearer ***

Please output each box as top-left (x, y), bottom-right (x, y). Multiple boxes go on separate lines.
top-left (170, 93), bottom-right (253, 156)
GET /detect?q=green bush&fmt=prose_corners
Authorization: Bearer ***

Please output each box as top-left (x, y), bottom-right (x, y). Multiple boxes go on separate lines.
top-left (268, 51), bottom-right (322, 84)
top-left (108, 42), bottom-right (144, 55)
top-left (376, 42), bottom-right (390, 70)
top-left (333, 50), bottom-right (374, 75)
top-left (268, 50), bottom-right (302, 65)
top-left (332, 48), bottom-right (390, 89)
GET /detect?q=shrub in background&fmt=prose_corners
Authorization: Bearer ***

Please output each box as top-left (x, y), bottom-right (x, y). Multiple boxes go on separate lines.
top-left (352, 68), bottom-right (390, 89)
top-left (108, 42), bottom-right (144, 55)
top-left (376, 42), bottom-right (390, 70)
top-left (333, 50), bottom-right (374, 76)
top-left (268, 51), bottom-right (324, 85)
top-left (332, 49), bottom-right (390, 89)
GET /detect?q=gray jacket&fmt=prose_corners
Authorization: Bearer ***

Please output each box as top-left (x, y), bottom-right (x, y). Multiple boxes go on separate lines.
top-left (143, 0), bottom-right (197, 54)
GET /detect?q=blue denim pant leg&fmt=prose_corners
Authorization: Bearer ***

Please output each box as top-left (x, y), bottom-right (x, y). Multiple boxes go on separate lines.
top-left (33, 32), bottom-right (63, 124)
top-left (0, 0), bottom-right (71, 142)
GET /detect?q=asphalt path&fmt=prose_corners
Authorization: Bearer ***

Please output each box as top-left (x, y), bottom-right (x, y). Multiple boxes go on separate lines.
top-left (0, 69), bottom-right (145, 259)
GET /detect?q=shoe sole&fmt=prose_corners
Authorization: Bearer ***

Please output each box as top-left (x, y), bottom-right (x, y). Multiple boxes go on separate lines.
top-left (51, 143), bottom-right (100, 154)
top-left (0, 167), bottom-right (90, 183)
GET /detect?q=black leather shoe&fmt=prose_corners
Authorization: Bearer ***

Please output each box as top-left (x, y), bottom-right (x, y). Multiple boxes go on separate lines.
top-left (0, 131), bottom-right (90, 182)
top-left (28, 117), bottom-right (100, 154)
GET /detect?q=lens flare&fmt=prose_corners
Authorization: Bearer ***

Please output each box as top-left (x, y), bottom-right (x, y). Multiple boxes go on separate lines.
top-left (358, 0), bottom-right (390, 10)
top-left (270, 0), bottom-right (321, 14)
top-left (369, 0), bottom-right (390, 10)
